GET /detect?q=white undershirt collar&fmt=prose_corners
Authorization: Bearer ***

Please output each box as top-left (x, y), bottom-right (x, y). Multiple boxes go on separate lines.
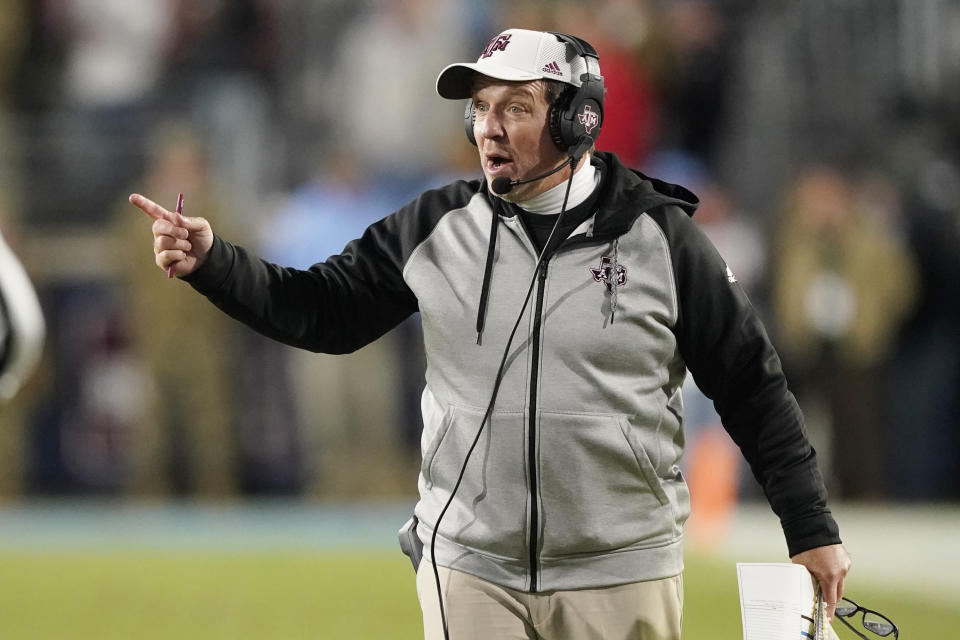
top-left (514, 159), bottom-right (599, 215)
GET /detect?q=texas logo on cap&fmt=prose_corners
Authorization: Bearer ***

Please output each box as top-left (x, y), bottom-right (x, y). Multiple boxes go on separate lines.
top-left (481, 33), bottom-right (512, 59)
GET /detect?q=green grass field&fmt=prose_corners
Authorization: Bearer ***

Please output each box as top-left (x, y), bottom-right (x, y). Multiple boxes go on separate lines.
top-left (0, 549), bottom-right (954, 638)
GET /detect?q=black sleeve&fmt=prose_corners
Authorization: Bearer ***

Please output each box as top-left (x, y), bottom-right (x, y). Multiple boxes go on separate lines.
top-left (648, 205), bottom-right (841, 556)
top-left (182, 183), bottom-right (475, 354)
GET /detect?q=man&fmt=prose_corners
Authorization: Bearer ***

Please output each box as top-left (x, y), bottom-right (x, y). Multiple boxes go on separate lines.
top-left (131, 28), bottom-right (850, 640)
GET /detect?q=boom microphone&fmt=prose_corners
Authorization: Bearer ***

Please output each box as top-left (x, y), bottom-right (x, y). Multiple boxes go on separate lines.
top-left (490, 159), bottom-right (571, 195)
top-left (490, 135), bottom-right (594, 195)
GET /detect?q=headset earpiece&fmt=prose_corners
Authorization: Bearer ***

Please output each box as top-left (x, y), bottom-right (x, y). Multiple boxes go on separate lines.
top-left (464, 99), bottom-right (477, 146)
top-left (547, 32), bottom-right (604, 152)
top-left (547, 85), bottom-right (577, 150)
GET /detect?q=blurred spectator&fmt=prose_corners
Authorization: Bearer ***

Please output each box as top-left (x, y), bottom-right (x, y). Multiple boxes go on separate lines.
top-left (26, 280), bottom-right (143, 494)
top-left (771, 164), bottom-right (918, 499)
top-left (887, 153), bottom-right (960, 499)
top-left (324, 0), bottom-right (470, 193)
top-left (112, 123), bottom-right (241, 497)
top-left (261, 149), bottom-right (393, 270)
top-left (659, 0), bottom-right (733, 165)
top-left (260, 148), bottom-right (419, 497)
top-left (549, 0), bottom-right (663, 167)
top-left (165, 0), bottom-right (280, 80)
top-left (40, 0), bottom-right (173, 225)
top-left (160, 0), bottom-right (283, 232)
top-left (0, 0), bottom-right (26, 105)
top-left (56, 0), bottom-right (170, 109)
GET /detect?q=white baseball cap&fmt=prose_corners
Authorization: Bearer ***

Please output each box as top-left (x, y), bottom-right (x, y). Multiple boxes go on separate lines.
top-left (436, 29), bottom-right (594, 99)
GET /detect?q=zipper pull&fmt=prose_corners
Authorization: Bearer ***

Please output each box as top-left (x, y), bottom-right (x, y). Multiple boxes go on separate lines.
top-left (538, 261), bottom-right (549, 282)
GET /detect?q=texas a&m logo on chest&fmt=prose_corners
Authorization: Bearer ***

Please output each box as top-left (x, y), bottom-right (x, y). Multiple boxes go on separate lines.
top-left (590, 256), bottom-right (627, 289)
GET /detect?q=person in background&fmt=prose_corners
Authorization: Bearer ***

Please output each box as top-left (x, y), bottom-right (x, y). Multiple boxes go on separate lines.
top-left (771, 164), bottom-right (917, 499)
top-left (113, 123), bottom-right (239, 497)
top-left (259, 147), bottom-right (414, 496)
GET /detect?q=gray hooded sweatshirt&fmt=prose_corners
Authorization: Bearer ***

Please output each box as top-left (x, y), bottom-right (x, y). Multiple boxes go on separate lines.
top-left (185, 152), bottom-right (840, 592)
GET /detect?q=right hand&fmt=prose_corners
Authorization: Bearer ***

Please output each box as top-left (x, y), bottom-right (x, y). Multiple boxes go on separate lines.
top-left (791, 543), bottom-right (852, 622)
top-left (129, 193), bottom-right (214, 277)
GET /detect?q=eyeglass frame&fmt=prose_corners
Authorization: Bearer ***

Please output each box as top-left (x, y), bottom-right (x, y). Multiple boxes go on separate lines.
top-left (833, 596), bottom-right (899, 640)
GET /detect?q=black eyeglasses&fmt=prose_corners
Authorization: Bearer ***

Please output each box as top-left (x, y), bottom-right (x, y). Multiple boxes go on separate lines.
top-left (834, 597), bottom-right (898, 639)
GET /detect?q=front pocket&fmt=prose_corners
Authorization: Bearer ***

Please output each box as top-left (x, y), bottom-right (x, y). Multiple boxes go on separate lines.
top-left (421, 404), bottom-right (456, 489)
top-left (419, 404), bottom-right (529, 561)
top-left (537, 412), bottom-right (675, 559)
top-left (615, 416), bottom-right (670, 507)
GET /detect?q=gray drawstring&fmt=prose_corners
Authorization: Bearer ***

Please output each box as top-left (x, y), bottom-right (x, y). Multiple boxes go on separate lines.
top-left (608, 237), bottom-right (620, 324)
top-left (476, 207), bottom-right (498, 345)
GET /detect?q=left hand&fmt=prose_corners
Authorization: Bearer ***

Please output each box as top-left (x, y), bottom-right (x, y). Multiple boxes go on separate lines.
top-left (791, 543), bottom-right (852, 621)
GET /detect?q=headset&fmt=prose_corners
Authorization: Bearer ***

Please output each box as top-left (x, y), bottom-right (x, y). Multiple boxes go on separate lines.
top-left (463, 32), bottom-right (605, 153)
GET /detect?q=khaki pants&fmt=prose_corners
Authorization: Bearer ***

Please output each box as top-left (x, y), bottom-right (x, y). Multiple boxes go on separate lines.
top-left (416, 561), bottom-right (683, 640)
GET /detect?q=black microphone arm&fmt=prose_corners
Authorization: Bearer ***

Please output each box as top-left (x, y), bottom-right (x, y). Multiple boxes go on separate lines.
top-left (490, 136), bottom-right (594, 195)
top-left (491, 161), bottom-right (568, 195)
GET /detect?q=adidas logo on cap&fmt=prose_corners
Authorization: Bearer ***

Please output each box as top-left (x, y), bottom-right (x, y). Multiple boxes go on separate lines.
top-left (542, 61), bottom-right (563, 76)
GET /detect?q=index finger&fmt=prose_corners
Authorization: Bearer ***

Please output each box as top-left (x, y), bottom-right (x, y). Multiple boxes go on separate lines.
top-left (129, 193), bottom-right (178, 224)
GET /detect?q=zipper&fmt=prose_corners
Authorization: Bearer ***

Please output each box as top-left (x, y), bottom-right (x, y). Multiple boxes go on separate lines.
top-left (527, 259), bottom-right (549, 592)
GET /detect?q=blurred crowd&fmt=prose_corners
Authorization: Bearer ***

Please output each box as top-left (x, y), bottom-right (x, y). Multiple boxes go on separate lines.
top-left (0, 0), bottom-right (958, 503)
